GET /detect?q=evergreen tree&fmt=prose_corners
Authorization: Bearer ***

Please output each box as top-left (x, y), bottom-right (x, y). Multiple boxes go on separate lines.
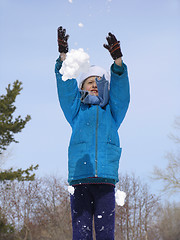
top-left (0, 80), bottom-right (38, 181)
top-left (0, 80), bottom-right (31, 153)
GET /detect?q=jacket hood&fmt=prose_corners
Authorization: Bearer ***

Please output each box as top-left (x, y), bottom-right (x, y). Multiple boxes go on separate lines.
top-left (78, 65), bottom-right (110, 88)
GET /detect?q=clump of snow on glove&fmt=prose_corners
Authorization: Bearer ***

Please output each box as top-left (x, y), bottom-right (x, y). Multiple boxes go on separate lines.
top-left (115, 190), bottom-right (126, 206)
top-left (60, 48), bottom-right (90, 81)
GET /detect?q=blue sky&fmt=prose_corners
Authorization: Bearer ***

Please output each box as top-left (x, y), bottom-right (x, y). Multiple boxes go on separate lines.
top-left (0, 0), bottom-right (180, 201)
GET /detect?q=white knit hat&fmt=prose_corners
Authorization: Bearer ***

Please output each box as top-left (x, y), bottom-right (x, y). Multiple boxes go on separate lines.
top-left (78, 65), bottom-right (110, 88)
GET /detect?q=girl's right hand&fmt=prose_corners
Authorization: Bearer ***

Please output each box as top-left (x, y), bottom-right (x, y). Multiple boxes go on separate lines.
top-left (57, 26), bottom-right (69, 54)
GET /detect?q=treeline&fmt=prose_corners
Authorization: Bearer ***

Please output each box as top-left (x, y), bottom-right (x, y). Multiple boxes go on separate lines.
top-left (0, 174), bottom-right (179, 240)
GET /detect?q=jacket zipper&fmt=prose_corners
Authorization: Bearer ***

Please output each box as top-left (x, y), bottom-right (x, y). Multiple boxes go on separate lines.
top-left (95, 105), bottom-right (99, 177)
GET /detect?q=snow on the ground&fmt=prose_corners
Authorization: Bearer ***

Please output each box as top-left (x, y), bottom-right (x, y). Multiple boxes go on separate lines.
top-left (115, 190), bottom-right (126, 206)
top-left (60, 48), bottom-right (90, 81)
top-left (68, 186), bottom-right (75, 195)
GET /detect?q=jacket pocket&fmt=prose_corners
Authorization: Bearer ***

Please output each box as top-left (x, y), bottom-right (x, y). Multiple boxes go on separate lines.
top-left (106, 142), bottom-right (122, 163)
top-left (98, 142), bottom-right (122, 179)
top-left (68, 142), bottom-right (86, 167)
top-left (68, 143), bottom-right (94, 179)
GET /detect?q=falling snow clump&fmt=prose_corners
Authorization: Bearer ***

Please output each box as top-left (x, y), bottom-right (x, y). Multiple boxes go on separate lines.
top-left (115, 190), bottom-right (126, 206)
top-left (78, 22), bottom-right (84, 27)
top-left (68, 186), bottom-right (75, 195)
top-left (60, 48), bottom-right (90, 81)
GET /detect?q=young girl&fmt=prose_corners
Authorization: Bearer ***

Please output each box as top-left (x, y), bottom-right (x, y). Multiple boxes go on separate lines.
top-left (55, 26), bottom-right (130, 240)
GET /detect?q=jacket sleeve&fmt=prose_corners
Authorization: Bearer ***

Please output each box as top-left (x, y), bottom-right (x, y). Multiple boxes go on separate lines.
top-left (55, 57), bottom-right (81, 126)
top-left (109, 62), bottom-right (130, 128)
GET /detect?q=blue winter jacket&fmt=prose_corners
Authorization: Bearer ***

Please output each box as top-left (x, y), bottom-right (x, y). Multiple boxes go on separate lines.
top-left (55, 58), bottom-right (130, 184)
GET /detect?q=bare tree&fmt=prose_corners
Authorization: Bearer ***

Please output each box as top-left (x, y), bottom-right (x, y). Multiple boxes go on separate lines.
top-left (0, 176), bottom-right (72, 240)
top-left (0, 174), bottom-right (161, 240)
top-left (157, 202), bottom-right (180, 240)
top-left (115, 174), bottom-right (160, 240)
top-left (28, 176), bottom-right (72, 240)
top-left (152, 116), bottom-right (180, 194)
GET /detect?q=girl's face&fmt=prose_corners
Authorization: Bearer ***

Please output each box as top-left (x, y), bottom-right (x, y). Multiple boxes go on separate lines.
top-left (82, 76), bottom-right (101, 96)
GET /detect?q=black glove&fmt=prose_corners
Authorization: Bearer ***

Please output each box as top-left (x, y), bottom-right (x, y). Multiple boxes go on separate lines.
top-left (57, 26), bottom-right (69, 53)
top-left (103, 32), bottom-right (123, 60)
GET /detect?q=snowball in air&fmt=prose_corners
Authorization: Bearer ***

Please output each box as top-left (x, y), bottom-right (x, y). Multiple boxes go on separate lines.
top-left (68, 0), bottom-right (73, 3)
top-left (115, 190), bottom-right (126, 206)
top-left (78, 23), bottom-right (84, 27)
top-left (60, 48), bottom-right (90, 81)
top-left (68, 186), bottom-right (75, 195)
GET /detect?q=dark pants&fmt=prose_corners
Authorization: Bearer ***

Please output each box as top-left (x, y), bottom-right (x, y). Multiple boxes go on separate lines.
top-left (70, 184), bottom-right (115, 240)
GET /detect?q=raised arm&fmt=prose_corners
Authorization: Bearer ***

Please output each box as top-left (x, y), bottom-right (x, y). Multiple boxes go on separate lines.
top-left (104, 32), bottom-right (130, 128)
top-left (55, 26), bottom-right (81, 126)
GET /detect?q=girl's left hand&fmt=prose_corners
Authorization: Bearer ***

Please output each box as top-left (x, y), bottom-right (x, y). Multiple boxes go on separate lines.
top-left (103, 32), bottom-right (123, 61)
